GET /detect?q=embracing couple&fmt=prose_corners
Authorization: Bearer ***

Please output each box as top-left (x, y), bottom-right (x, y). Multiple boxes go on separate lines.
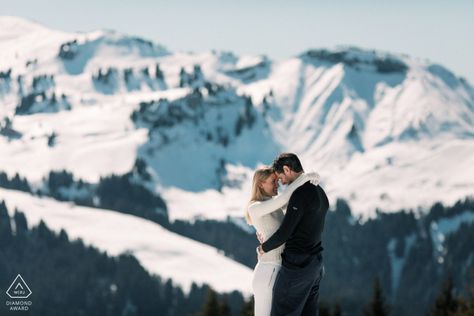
top-left (246, 153), bottom-right (329, 316)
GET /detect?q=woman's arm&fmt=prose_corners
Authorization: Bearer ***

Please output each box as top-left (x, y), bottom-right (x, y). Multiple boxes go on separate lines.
top-left (248, 172), bottom-right (320, 220)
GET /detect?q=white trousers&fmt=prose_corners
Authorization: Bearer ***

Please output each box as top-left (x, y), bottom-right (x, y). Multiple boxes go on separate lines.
top-left (252, 261), bottom-right (281, 316)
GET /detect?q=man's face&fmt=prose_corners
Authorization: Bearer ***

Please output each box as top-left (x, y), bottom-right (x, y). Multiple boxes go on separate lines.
top-left (275, 167), bottom-right (292, 185)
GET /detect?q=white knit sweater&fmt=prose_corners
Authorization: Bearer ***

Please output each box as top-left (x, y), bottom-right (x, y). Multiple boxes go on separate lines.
top-left (248, 172), bottom-right (320, 263)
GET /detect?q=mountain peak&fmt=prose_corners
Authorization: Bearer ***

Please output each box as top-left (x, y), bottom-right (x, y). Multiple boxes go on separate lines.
top-left (299, 45), bottom-right (409, 74)
top-left (0, 16), bottom-right (53, 40)
top-left (90, 29), bottom-right (169, 55)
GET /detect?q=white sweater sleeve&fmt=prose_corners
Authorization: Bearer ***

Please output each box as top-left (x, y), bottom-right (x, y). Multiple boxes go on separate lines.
top-left (248, 172), bottom-right (320, 220)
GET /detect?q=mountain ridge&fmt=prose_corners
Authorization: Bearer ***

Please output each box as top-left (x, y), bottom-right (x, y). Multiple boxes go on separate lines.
top-left (0, 16), bottom-right (473, 220)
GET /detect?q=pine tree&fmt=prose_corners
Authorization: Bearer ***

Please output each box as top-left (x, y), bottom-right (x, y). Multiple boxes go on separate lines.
top-left (429, 277), bottom-right (461, 316)
top-left (0, 200), bottom-right (12, 247)
top-left (13, 209), bottom-right (28, 236)
top-left (197, 288), bottom-right (220, 316)
top-left (179, 68), bottom-right (187, 88)
top-left (47, 131), bottom-right (57, 147)
top-left (155, 64), bottom-right (164, 80)
top-left (218, 295), bottom-right (231, 316)
top-left (50, 92), bottom-right (57, 105)
top-left (363, 277), bottom-right (390, 316)
top-left (1, 116), bottom-right (12, 129)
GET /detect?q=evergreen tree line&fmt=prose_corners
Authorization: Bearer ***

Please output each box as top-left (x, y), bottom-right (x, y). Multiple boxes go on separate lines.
top-left (92, 63), bottom-right (166, 93)
top-left (14, 90), bottom-right (70, 115)
top-left (11, 73), bottom-right (71, 116)
top-left (0, 201), bottom-right (246, 316)
top-left (0, 171), bottom-right (31, 192)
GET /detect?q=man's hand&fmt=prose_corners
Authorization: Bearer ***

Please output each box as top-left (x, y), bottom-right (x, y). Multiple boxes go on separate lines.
top-left (256, 245), bottom-right (265, 256)
top-left (256, 231), bottom-right (265, 244)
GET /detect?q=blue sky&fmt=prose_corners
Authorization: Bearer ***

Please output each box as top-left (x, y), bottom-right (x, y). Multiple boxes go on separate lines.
top-left (4, 0), bottom-right (474, 83)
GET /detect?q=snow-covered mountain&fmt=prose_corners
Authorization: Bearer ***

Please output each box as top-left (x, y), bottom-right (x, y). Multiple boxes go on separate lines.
top-left (1, 15), bottom-right (473, 223)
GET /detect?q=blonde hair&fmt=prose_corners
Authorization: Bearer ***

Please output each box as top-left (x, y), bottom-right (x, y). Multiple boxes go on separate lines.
top-left (245, 166), bottom-right (275, 225)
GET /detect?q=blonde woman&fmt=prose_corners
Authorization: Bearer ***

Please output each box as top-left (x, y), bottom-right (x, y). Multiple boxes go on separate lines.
top-left (246, 167), bottom-right (320, 316)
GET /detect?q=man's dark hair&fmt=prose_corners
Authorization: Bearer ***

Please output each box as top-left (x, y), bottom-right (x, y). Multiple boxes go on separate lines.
top-left (272, 153), bottom-right (304, 173)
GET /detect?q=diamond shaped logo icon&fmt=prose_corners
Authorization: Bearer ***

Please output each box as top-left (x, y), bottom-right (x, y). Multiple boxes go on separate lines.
top-left (6, 274), bottom-right (32, 299)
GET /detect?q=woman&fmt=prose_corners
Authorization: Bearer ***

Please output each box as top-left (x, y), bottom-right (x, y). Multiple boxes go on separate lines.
top-left (246, 167), bottom-right (319, 316)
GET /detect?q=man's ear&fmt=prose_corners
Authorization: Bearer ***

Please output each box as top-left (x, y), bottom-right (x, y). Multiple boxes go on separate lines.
top-left (283, 165), bottom-right (290, 174)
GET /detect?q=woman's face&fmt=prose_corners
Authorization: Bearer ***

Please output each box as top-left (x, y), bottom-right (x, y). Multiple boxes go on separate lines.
top-left (260, 173), bottom-right (278, 197)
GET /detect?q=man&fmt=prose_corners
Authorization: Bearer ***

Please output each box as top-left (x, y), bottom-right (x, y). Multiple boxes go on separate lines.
top-left (257, 153), bottom-right (329, 316)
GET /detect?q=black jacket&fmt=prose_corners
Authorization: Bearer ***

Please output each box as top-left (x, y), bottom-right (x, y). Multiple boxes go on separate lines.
top-left (261, 181), bottom-right (329, 257)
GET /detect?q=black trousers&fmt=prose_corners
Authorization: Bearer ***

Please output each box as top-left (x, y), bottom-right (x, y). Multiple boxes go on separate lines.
top-left (271, 252), bottom-right (324, 316)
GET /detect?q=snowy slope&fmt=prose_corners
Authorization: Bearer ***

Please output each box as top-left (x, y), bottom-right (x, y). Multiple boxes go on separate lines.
top-left (0, 16), bottom-right (473, 221)
top-left (0, 187), bottom-right (253, 294)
